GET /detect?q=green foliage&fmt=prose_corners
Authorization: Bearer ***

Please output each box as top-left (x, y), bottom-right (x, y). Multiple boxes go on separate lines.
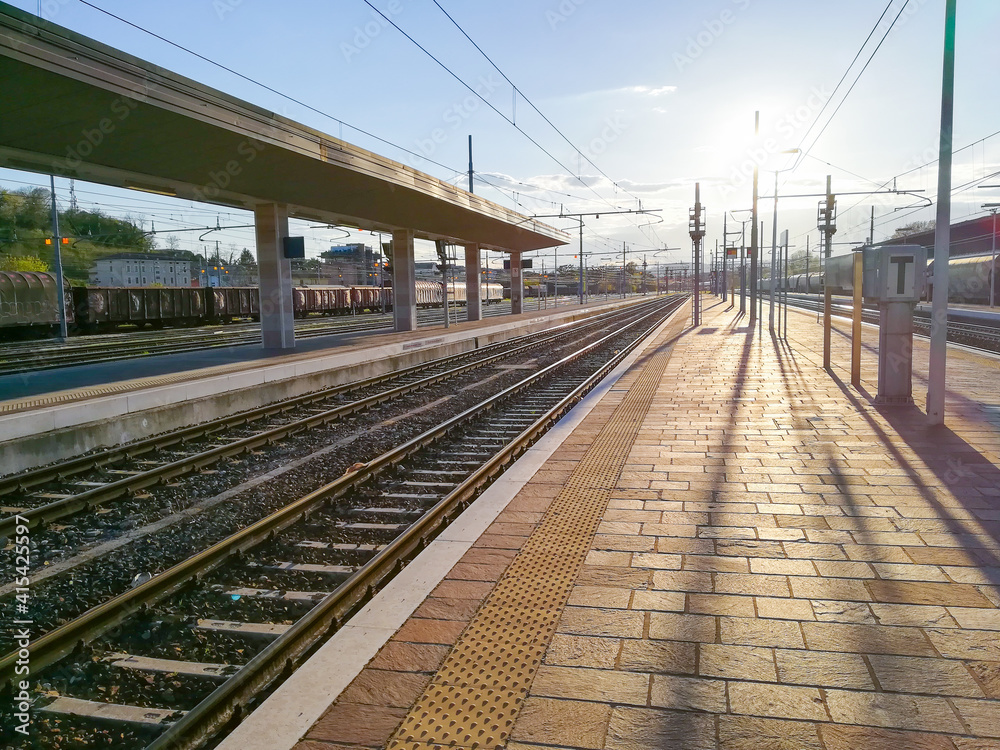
top-left (0, 254), bottom-right (48, 272)
top-left (61, 208), bottom-right (154, 251)
top-left (0, 187), bottom-right (156, 284)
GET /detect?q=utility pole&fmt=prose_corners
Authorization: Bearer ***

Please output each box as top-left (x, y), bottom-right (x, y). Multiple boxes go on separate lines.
top-left (749, 111), bottom-right (760, 328)
top-left (818, 175), bottom-right (837, 369)
top-left (927, 0), bottom-right (956, 426)
top-left (48, 175), bottom-right (68, 341)
top-left (689, 182), bottom-right (706, 326)
top-left (642, 254), bottom-right (647, 295)
top-left (869, 206), bottom-right (875, 245)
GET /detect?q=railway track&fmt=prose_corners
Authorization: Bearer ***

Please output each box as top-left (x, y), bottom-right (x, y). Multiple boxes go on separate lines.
top-left (779, 294), bottom-right (1000, 353)
top-left (0, 299), bottom-right (651, 537)
top-left (0, 302), bottom-right (652, 652)
top-left (0, 294), bottom-right (683, 749)
top-left (0, 302), bottom-right (526, 377)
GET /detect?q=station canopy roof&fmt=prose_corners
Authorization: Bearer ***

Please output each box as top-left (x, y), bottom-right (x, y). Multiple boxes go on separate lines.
top-left (0, 4), bottom-right (568, 253)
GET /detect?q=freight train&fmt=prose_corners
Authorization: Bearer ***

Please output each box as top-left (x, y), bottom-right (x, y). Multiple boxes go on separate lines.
top-left (758, 251), bottom-right (1000, 305)
top-left (0, 272), bottom-right (504, 338)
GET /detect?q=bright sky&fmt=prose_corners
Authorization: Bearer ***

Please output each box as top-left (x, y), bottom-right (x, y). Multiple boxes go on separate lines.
top-left (3, 0), bottom-right (998, 270)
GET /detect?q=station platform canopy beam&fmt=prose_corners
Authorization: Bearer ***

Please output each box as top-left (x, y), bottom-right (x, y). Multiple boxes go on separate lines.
top-left (0, 4), bottom-right (568, 254)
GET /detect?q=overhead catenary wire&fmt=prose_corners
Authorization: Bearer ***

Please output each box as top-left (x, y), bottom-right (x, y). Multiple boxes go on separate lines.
top-left (428, 0), bottom-right (644, 207)
top-left (359, 1), bottom-right (613, 207)
top-left (796, 0), bottom-right (912, 161)
top-left (359, 0), bottom-right (660, 243)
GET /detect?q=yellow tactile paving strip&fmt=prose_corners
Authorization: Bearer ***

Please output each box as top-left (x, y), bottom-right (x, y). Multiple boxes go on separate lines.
top-left (383, 331), bottom-right (681, 750)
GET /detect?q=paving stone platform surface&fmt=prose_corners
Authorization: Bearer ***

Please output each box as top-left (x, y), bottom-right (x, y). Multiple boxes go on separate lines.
top-left (294, 299), bottom-right (1000, 750)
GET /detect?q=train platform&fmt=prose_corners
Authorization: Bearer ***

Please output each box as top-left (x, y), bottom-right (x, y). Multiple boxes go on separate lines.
top-left (0, 296), bottom-right (645, 475)
top-left (221, 296), bottom-right (1000, 750)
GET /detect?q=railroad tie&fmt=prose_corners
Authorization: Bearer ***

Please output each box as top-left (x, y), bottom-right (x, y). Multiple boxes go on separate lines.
top-left (385, 325), bottom-right (680, 750)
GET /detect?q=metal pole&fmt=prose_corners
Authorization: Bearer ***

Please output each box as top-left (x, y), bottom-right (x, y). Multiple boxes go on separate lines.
top-left (769, 170), bottom-right (779, 332)
top-left (722, 214), bottom-right (728, 303)
top-left (749, 111), bottom-right (760, 328)
top-left (927, 0), bottom-right (956, 426)
top-left (48, 175), bottom-right (68, 341)
top-left (578, 217), bottom-right (584, 305)
top-left (823, 176), bottom-right (834, 370)
top-left (739, 220), bottom-right (746, 314)
top-left (991, 209), bottom-right (996, 309)
top-left (468, 135), bottom-right (474, 194)
top-left (554, 244), bottom-right (558, 308)
top-left (783, 236), bottom-right (789, 340)
top-left (851, 249), bottom-right (863, 387)
top-left (690, 183), bottom-right (705, 325)
top-left (759, 220), bottom-right (764, 334)
top-left (713, 242), bottom-right (718, 297)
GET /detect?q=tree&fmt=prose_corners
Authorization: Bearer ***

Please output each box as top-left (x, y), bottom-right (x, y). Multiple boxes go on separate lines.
top-left (891, 220), bottom-right (935, 239)
top-left (164, 235), bottom-right (182, 251)
top-left (0, 254), bottom-right (48, 272)
top-left (237, 248), bottom-right (257, 267)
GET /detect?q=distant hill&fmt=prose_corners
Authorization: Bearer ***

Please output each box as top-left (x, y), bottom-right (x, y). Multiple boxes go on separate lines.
top-left (0, 186), bottom-right (190, 284)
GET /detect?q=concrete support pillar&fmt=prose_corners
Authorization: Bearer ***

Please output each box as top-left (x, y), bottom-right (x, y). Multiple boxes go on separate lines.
top-left (255, 202), bottom-right (294, 349)
top-left (465, 243), bottom-right (482, 322)
top-left (509, 251), bottom-right (523, 315)
top-left (392, 228), bottom-right (417, 331)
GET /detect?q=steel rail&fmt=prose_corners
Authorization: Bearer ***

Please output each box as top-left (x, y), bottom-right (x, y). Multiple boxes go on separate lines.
top-left (0, 300), bottom-right (653, 499)
top-left (0, 303), bottom-right (655, 536)
top-left (0, 298), bottom-right (679, 697)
